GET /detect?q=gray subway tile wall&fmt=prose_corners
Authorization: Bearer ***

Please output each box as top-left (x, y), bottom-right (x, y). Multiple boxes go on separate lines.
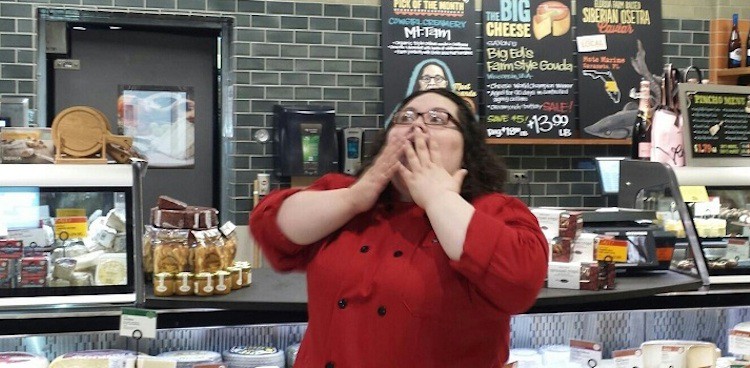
top-left (0, 1), bottom-right (709, 224)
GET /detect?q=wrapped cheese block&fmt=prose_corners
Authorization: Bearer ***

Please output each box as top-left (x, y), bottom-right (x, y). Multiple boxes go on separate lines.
top-left (0, 352), bottom-right (49, 368)
top-left (156, 350), bottom-right (222, 368)
top-left (157, 195), bottom-right (188, 210)
top-left (150, 206), bottom-right (219, 230)
top-left (49, 350), bottom-right (140, 368)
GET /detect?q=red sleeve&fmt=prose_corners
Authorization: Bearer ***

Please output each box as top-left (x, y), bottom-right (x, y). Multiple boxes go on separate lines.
top-left (249, 173), bottom-right (356, 272)
top-left (449, 194), bottom-right (548, 314)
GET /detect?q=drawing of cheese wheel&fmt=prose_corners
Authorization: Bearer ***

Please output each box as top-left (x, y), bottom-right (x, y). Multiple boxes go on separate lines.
top-left (532, 1), bottom-right (571, 39)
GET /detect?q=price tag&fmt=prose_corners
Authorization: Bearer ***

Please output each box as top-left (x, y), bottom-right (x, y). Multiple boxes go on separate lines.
top-left (56, 208), bottom-right (86, 217)
top-left (120, 307), bottom-right (157, 339)
top-left (596, 238), bottom-right (628, 263)
top-left (570, 339), bottom-right (603, 368)
top-left (726, 239), bottom-right (750, 262)
top-left (679, 186), bottom-right (709, 203)
top-left (612, 348), bottom-right (642, 368)
top-left (54, 216), bottom-right (88, 239)
top-left (729, 329), bottom-right (750, 356)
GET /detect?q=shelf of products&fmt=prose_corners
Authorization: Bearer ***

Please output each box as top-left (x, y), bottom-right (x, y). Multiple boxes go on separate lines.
top-left (0, 162), bottom-right (147, 308)
top-left (618, 160), bottom-right (750, 286)
top-left (709, 18), bottom-right (750, 85)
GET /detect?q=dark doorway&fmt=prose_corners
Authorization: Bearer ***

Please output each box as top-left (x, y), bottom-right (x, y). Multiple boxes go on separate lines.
top-left (39, 10), bottom-right (233, 224)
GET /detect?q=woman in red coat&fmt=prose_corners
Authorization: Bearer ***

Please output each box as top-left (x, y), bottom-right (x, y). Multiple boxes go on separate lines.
top-left (251, 88), bottom-right (548, 368)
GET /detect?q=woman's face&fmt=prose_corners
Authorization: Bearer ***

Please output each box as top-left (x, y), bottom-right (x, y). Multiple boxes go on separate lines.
top-left (387, 92), bottom-right (464, 176)
top-left (418, 64), bottom-right (448, 90)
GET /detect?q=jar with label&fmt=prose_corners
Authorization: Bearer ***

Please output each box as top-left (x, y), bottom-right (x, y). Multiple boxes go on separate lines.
top-left (193, 272), bottom-right (214, 296)
top-left (213, 270), bottom-right (232, 295)
top-left (240, 264), bottom-right (252, 287)
top-left (153, 272), bottom-right (175, 297)
top-left (175, 272), bottom-right (194, 296)
top-left (227, 266), bottom-right (243, 290)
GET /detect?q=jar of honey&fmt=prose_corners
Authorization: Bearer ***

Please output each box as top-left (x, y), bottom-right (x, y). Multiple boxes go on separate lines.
top-left (227, 266), bottom-right (242, 290)
top-left (193, 272), bottom-right (214, 296)
top-left (239, 264), bottom-right (252, 287)
top-left (153, 272), bottom-right (175, 297)
top-left (175, 272), bottom-right (194, 296)
top-left (213, 270), bottom-right (232, 295)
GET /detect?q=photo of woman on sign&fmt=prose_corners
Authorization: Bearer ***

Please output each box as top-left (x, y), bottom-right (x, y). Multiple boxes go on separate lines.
top-left (408, 58), bottom-right (455, 94)
top-left (387, 58), bottom-right (459, 126)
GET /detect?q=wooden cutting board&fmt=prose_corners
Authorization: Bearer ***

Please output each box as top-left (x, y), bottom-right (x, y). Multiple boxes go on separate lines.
top-left (52, 106), bottom-right (133, 159)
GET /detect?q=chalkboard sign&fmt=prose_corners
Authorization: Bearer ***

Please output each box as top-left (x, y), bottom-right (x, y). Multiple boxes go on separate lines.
top-left (679, 83), bottom-right (750, 167)
top-left (482, 0), bottom-right (576, 139)
top-left (575, 0), bottom-right (662, 139)
top-left (382, 0), bottom-right (478, 124)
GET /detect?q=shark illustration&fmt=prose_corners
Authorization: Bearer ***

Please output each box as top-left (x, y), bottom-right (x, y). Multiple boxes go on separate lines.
top-left (584, 102), bottom-right (638, 139)
top-left (586, 40), bottom-right (661, 139)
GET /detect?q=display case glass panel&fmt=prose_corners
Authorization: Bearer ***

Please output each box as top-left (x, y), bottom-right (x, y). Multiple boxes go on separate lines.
top-left (619, 160), bottom-right (750, 285)
top-left (0, 164), bottom-right (140, 307)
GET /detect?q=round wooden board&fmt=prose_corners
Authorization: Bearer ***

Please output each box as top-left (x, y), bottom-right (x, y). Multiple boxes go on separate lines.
top-left (52, 106), bottom-right (109, 157)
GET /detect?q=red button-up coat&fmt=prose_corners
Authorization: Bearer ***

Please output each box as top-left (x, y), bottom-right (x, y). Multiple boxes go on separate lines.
top-left (250, 174), bottom-right (548, 368)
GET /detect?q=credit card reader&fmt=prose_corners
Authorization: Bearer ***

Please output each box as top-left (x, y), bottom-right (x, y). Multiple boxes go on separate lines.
top-left (341, 128), bottom-right (363, 175)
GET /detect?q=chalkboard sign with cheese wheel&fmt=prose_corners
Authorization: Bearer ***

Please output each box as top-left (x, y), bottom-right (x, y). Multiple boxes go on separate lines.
top-left (483, 0), bottom-right (576, 139)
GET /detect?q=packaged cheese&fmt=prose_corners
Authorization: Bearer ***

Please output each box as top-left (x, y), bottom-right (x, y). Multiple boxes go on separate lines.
top-left (0, 351), bottom-right (49, 367)
top-left (49, 349), bottom-right (140, 368)
top-left (95, 253), bottom-right (127, 285)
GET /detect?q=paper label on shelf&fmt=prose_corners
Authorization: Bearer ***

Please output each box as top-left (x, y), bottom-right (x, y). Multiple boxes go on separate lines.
top-left (108, 358), bottom-right (130, 368)
top-left (596, 238), bottom-right (628, 262)
top-left (136, 357), bottom-right (178, 368)
top-left (576, 34), bottom-right (607, 53)
top-left (679, 186), bottom-right (709, 203)
top-left (725, 239), bottom-right (750, 262)
top-left (56, 208), bottom-right (86, 217)
top-left (570, 339), bottom-right (602, 368)
top-left (728, 329), bottom-right (750, 355)
top-left (120, 307), bottom-right (157, 339)
top-left (54, 216), bottom-right (88, 239)
top-left (693, 197), bottom-right (721, 217)
top-left (613, 348), bottom-right (642, 368)
top-left (658, 345), bottom-right (686, 368)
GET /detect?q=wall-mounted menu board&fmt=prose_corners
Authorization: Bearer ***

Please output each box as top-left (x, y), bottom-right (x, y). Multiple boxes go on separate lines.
top-left (679, 83), bottom-right (750, 167)
top-left (576, 0), bottom-right (662, 139)
top-left (382, 0), bottom-right (478, 123)
top-left (482, 0), bottom-right (576, 139)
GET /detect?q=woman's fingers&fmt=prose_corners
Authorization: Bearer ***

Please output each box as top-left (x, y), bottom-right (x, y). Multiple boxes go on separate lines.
top-left (404, 136), bottom-right (422, 172)
top-left (413, 128), bottom-right (431, 165)
top-left (428, 137), bottom-right (441, 167)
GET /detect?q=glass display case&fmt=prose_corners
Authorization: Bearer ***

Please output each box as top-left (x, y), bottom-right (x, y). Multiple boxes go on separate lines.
top-left (619, 160), bottom-right (750, 286)
top-left (0, 161), bottom-right (146, 308)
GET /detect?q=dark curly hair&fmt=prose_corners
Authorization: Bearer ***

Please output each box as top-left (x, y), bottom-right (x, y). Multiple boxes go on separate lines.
top-left (361, 88), bottom-right (507, 201)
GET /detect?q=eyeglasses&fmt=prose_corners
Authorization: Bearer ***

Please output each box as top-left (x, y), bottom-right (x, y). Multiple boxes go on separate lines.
top-left (392, 109), bottom-right (459, 128)
top-left (418, 75), bottom-right (446, 83)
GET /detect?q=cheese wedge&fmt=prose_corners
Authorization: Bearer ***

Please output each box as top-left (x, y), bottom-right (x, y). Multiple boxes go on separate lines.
top-left (533, 1), bottom-right (571, 39)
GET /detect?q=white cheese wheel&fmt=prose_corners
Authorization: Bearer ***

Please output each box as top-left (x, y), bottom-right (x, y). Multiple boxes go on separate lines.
top-left (222, 346), bottom-right (284, 367)
top-left (94, 253), bottom-right (127, 286)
